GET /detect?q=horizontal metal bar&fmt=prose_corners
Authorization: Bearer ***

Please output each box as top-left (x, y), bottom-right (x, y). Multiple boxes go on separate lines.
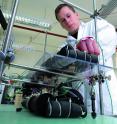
top-left (59, 0), bottom-right (93, 16)
top-left (9, 63), bottom-right (84, 80)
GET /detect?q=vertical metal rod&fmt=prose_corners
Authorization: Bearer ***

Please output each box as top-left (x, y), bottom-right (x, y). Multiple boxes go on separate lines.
top-left (92, 0), bottom-right (97, 41)
top-left (43, 30), bottom-right (48, 55)
top-left (0, 0), bottom-right (20, 78)
top-left (98, 80), bottom-right (104, 114)
top-left (93, 0), bottom-right (104, 115)
top-left (42, 30), bottom-right (48, 63)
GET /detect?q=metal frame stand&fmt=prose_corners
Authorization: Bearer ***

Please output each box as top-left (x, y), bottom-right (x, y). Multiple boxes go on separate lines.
top-left (0, 0), bottom-right (20, 78)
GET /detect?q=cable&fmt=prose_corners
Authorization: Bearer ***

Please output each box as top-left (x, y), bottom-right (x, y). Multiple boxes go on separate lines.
top-left (96, 27), bottom-right (114, 115)
top-left (105, 79), bottom-right (113, 114)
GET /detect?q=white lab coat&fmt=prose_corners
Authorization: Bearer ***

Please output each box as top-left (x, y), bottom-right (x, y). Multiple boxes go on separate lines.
top-left (66, 17), bottom-right (117, 115)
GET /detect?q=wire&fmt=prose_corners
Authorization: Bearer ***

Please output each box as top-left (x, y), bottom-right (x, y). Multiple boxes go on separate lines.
top-left (95, 24), bottom-right (114, 115)
top-left (105, 79), bottom-right (113, 114)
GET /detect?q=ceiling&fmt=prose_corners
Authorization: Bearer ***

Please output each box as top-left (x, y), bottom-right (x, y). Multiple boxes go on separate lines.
top-left (0, 0), bottom-right (117, 77)
top-left (0, 0), bottom-right (117, 33)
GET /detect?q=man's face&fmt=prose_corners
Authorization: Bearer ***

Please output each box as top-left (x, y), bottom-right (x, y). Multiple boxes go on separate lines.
top-left (57, 6), bottom-right (80, 34)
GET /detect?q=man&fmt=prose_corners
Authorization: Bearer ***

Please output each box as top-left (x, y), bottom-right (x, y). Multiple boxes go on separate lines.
top-left (55, 3), bottom-right (117, 115)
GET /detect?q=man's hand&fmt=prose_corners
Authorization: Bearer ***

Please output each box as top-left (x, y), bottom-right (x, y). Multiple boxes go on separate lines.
top-left (76, 37), bottom-right (100, 56)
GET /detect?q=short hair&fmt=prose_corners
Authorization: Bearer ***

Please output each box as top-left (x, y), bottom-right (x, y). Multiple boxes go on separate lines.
top-left (55, 4), bottom-right (75, 21)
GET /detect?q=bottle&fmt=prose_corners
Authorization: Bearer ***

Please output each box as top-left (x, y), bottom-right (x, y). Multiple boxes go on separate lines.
top-left (14, 90), bottom-right (23, 112)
